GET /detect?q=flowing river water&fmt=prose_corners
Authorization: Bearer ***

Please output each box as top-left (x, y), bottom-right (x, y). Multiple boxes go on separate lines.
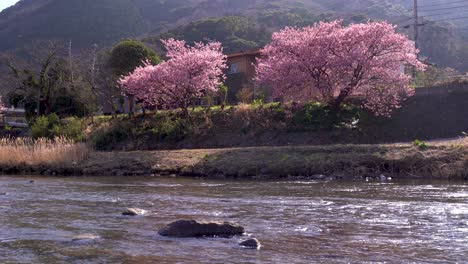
top-left (0, 176), bottom-right (467, 263)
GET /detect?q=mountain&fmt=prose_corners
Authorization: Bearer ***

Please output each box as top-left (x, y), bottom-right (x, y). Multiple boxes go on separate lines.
top-left (0, 0), bottom-right (466, 71)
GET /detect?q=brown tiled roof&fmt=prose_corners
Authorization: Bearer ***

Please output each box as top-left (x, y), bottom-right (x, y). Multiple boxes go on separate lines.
top-left (227, 49), bottom-right (261, 58)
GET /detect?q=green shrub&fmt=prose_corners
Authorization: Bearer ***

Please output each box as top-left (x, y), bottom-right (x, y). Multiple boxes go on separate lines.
top-left (413, 139), bottom-right (428, 149)
top-left (60, 118), bottom-right (85, 141)
top-left (150, 116), bottom-right (192, 141)
top-left (30, 114), bottom-right (84, 141)
top-left (30, 114), bottom-right (60, 139)
top-left (91, 114), bottom-right (193, 150)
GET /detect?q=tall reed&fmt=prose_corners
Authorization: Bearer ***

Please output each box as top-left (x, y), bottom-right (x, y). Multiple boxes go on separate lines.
top-left (0, 137), bottom-right (89, 166)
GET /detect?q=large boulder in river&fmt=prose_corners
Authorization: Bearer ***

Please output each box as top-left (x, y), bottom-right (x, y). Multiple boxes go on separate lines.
top-left (122, 208), bottom-right (147, 216)
top-left (158, 220), bottom-right (244, 238)
top-left (240, 238), bottom-right (261, 249)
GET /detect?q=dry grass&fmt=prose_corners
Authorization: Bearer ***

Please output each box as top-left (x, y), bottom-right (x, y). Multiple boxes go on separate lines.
top-left (81, 140), bottom-right (467, 179)
top-left (0, 137), bottom-right (89, 166)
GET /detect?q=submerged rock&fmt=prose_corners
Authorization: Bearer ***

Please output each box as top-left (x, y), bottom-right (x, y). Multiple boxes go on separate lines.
top-left (158, 220), bottom-right (244, 238)
top-left (310, 174), bottom-right (327, 180)
top-left (379, 174), bottom-right (392, 182)
top-left (72, 234), bottom-right (99, 242)
top-left (240, 238), bottom-right (261, 249)
top-left (122, 208), bottom-right (147, 216)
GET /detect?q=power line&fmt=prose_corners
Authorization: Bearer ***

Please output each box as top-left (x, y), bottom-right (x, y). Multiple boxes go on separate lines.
top-left (403, 15), bottom-right (468, 27)
top-left (419, 0), bottom-right (468, 7)
top-left (420, 11), bottom-right (462, 18)
top-left (424, 15), bottom-right (468, 23)
top-left (320, 0), bottom-right (397, 14)
top-left (419, 4), bottom-right (468, 12)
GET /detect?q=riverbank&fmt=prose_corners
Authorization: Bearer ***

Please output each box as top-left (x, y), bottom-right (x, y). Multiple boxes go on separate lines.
top-left (1, 139), bottom-right (467, 180)
top-left (87, 92), bottom-right (468, 151)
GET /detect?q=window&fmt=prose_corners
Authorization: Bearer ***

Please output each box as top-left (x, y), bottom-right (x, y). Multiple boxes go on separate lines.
top-left (230, 63), bottom-right (238, 74)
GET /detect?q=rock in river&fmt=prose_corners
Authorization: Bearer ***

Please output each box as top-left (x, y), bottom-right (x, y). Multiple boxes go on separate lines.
top-left (240, 238), bottom-right (261, 249)
top-left (122, 208), bottom-right (147, 216)
top-left (158, 220), bottom-right (244, 238)
top-left (72, 234), bottom-right (99, 242)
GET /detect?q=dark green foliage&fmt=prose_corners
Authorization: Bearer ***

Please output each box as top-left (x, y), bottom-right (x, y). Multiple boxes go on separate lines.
top-left (144, 8), bottom-right (331, 54)
top-left (109, 39), bottom-right (160, 76)
top-left (30, 114), bottom-right (60, 139)
top-left (292, 102), bottom-right (361, 131)
top-left (150, 16), bottom-right (271, 53)
top-left (6, 92), bottom-right (23, 108)
top-left (92, 122), bottom-right (131, 151)
top-left (257, 8), bottom-right (321, 27)
top-left (0, 0), bottom-right (466, 72)
top-left (147, 116), bottom-right (192, 141)
top-left (30, 114), bottom-right (84, 141)
top-left (0, 0), bottom-right (148, 50)
top-left (91, 113), bottom-right (192, 150)
top-left (53, 95), bottom-right (94, 118)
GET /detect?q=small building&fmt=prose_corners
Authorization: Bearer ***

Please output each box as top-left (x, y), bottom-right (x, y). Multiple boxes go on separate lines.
top-left (226, 49), bottom-right (260, 77)
top-left (225, 49), bottom-right (270, 103)
top-left (0, 107), bottom-right (28, 128)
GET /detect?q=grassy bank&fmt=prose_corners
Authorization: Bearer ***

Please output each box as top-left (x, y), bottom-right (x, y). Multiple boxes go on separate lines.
top-left (8, 92), bottom-right (467, 152)
top-left (87, 102), bottom-right (367, 151)
top-left (84, 92), bottom-right (468, 151)
top-left (1, 138), bottom-right (467, 180)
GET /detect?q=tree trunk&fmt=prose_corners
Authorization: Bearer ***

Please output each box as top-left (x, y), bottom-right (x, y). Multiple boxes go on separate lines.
top-left (111, 103), bottom-right (117, 119)
top-left (129, 95), bottom-right (135, 116)
top-left (44, 96), bottom-right (51, 115)
top-left (331, 92), bottom-right (348, 112)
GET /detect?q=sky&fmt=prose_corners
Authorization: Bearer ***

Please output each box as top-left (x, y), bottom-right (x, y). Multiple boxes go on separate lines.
top-left (0, 0), bottom-right (20, 12)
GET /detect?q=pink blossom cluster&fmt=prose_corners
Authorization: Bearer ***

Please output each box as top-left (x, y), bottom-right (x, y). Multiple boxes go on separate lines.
top-left (256, 20), bottom-right (425, 116)
top-left (120, 39), bottom-right (227, 111)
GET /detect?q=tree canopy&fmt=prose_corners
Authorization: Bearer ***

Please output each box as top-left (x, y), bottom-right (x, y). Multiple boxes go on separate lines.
top-left (109, 39), bottom-right (160, 77)
top-left (256, 21), bottom-right (425, 116)
top-left (120, 39), bottom-right (226, 114)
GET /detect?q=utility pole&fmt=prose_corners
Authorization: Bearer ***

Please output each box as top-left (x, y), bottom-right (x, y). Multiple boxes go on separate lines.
top-left (69, 40), bottom-right (74, 83)
top-left (412, 0), bottom-right (419, 78)
top-left (91, 43), bottom-right (98, 87)
top-left (413, 0), bottom-right (419, 58)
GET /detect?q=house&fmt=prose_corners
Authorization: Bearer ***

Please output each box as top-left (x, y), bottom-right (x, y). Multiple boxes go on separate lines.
top-left (225, 49), bottom-right (270, 103)
top-left (226, 49), bottom-right (260, 78)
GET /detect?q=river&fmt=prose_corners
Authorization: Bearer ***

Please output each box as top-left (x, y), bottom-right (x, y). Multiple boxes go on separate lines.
top-left (0, 176), bottom-right (467, 263)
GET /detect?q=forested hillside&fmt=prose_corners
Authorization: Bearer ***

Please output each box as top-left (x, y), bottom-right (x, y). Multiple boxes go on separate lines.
top-left (0, 0), bottom-right (466, 71)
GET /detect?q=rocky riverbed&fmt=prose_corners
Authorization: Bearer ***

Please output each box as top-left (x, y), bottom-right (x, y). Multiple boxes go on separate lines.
top-left (1, 176), bottom-right (467, 263)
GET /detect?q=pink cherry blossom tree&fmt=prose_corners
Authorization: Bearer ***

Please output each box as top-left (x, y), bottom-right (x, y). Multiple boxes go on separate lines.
top-left (119, 39), bottom-right (227, 115)
top-left (256, 20), bottom-right (425, 116)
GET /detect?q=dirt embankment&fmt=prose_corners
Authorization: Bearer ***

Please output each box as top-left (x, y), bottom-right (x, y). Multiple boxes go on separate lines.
top-left (1, 141), bottom-right (467, 180)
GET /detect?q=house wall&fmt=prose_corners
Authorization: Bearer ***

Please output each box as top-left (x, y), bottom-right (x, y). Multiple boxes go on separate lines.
top-left (227, 55), bottom-right (257, 78)
top-left (226, 53), bottom-right (262, 102)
